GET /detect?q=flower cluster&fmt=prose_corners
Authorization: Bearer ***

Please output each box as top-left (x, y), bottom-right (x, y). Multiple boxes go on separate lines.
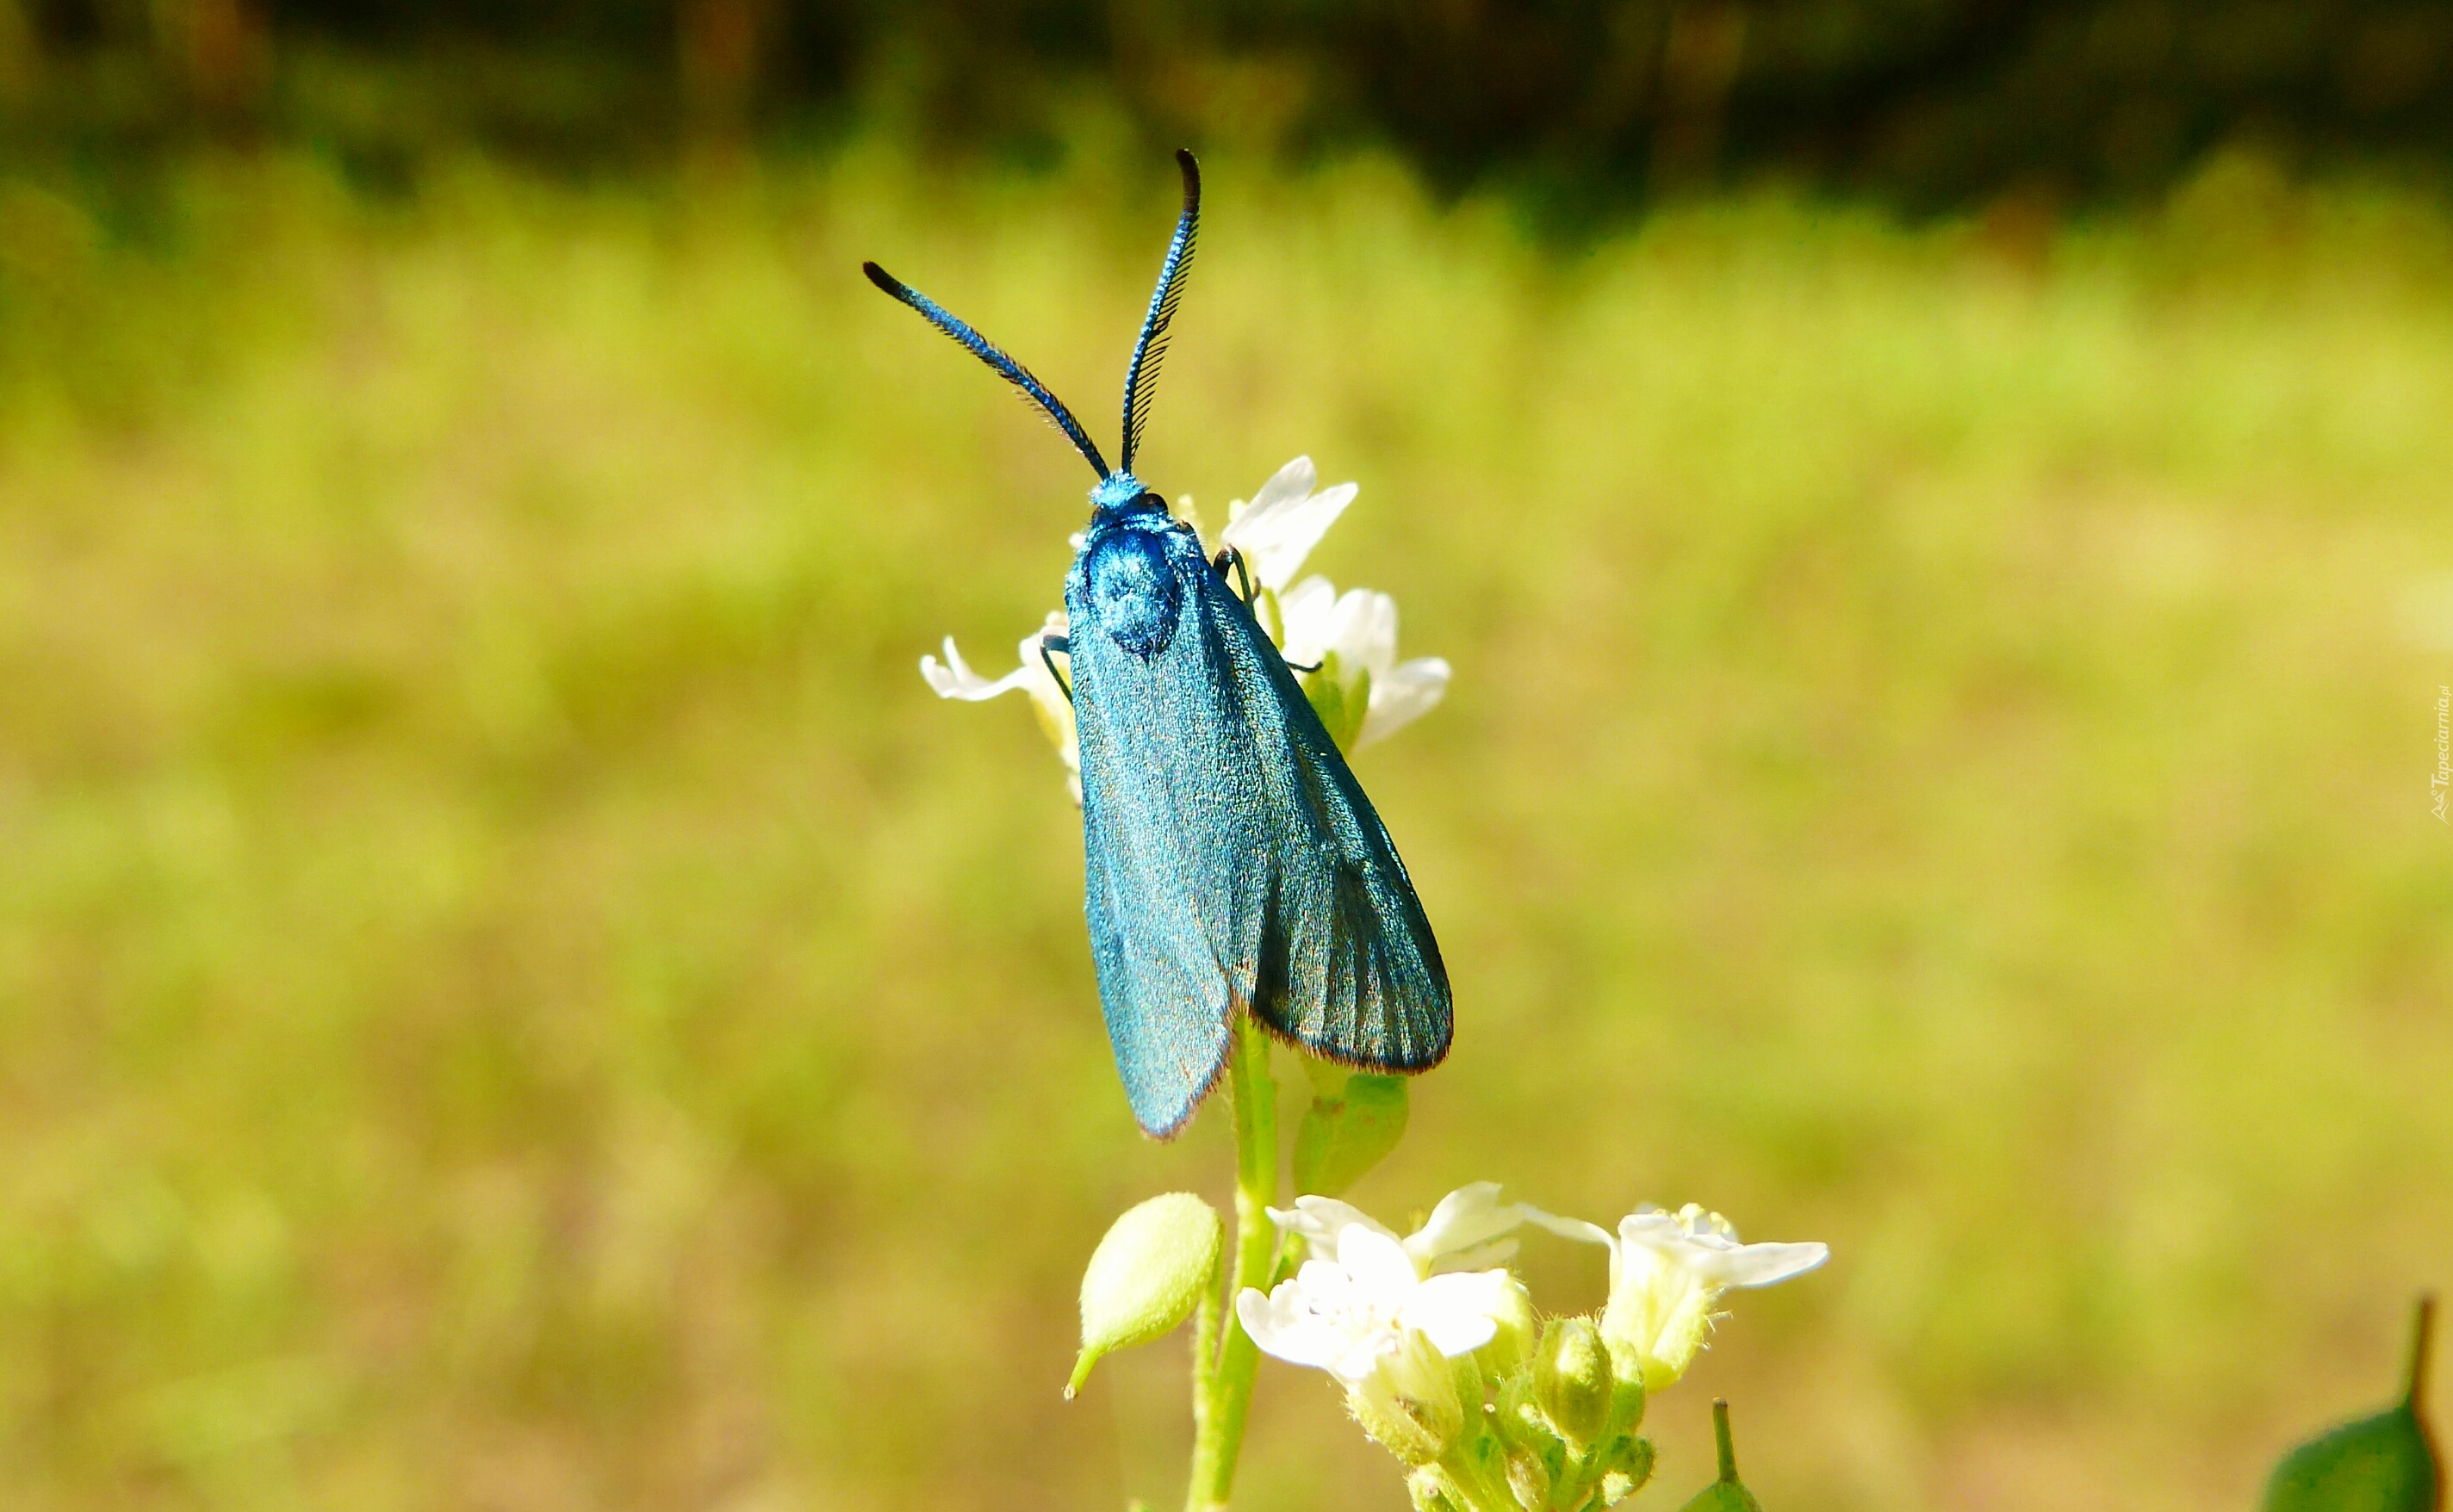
top-left (1238, 1185), bottom-right (1826, 1512)
top-left (920, 457), bottom-right (1451, 796)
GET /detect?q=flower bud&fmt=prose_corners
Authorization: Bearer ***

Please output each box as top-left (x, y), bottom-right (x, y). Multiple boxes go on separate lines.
top-left (1506, 1444), bottom-right (1554, 1509)
top-left (1479, 1275), bottom-right (1537, 1382)
top-left (1302, 648), bottom-right (1372, 752)
top-left (1349, 1329), bottom-right (1466, 1466)
top-left (1604, 1338), bottom-right (1648, 1440)
top-left (1536, 1317), bottom-right (1616, 1449)
top-left (1067, 1193), bottom-right (1222, 1398)
top-left (1457, 1428), bottom-right (1511, 1492)
top-left (1598, 1435), bottom-right (1657, 1506)
top-left (1407, 1466), bottom-right (1471, 1512)
top-left (1494, 1369), bottom-right (1560, 1453)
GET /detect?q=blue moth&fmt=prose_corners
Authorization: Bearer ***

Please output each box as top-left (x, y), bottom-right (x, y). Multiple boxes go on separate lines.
top-left (865, 151), bottom-right (1450, 1137)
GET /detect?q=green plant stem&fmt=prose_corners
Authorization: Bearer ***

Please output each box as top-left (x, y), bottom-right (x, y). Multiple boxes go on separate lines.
top-left (2405, 1293), bottom-right (2435, 1415)
top-left (1188, 1273), bottom-right (1220, 1453)
top-left (1186, 1015), bottom-right (1278, 1512)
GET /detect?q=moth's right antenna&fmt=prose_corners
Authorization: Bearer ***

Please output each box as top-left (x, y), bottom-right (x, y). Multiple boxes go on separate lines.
top-left (863, 261), bottom-right (1111, 480)
top-left (1119, 150), bottom-right (1200, 475)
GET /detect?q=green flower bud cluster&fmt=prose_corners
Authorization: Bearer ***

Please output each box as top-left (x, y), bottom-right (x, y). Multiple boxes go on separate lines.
top-left (1077, 1160), bottom-right (1823, 1512)
top-left (1357, 1302), bottom-right (1796, 1512)
top-left (1377, 1300), bottom-right (1657, 1512)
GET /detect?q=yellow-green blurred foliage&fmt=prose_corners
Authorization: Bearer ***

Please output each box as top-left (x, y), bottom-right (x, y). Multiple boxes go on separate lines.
top-left (0, 143), bottom-right (2448, 1511)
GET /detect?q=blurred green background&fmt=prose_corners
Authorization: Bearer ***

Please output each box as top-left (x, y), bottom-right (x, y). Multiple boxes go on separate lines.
top-left (3, 4), bottom-right (2452, 1511)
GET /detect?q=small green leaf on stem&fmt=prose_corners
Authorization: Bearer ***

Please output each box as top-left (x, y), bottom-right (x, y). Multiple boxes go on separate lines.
top-left (2262, 1295), bottom-right (2441, 1512)
top-left (1291, 1072), bottom-right (1408, 1197)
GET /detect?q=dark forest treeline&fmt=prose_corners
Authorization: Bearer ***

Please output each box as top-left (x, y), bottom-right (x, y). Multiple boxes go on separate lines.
top-left (3, 1), bottom-right (2450, 207)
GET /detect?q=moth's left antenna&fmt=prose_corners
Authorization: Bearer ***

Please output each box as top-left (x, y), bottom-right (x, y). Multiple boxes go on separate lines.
top-left (863, 261), bottom-right (1110, 480)
top-left (1119, 150), bottom-right (1200, 475)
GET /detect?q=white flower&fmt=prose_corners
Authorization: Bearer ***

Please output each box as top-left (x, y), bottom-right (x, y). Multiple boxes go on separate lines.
top-left (1237, 1189), bottom-right (1523, 1466)
top-left (1224, 456), bottom-right (1450, 751)
top-left (1237, 1223), bottom-right (1512, 1384)
top-left (1268, 1180), bottom-right (1533, 1277)
top-left (1216, 455), bottom-right (1356, 594)
top-left (919, 455), bottom-right (1445, 789)
top-left (1525, 1203), bottom-right (1828, 1391)
top-left (1277, 578), bottom-right (1452, 750)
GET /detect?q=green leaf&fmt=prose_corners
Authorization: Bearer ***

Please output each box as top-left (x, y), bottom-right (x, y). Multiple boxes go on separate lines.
top-left (1290, 1072), bottom-right (1409, 1197)
top-left (2263, 1297), bottom-right (2441, 1512)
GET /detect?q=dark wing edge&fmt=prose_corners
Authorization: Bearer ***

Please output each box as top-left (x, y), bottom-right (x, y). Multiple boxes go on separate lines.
top-left (1191, 573), bottom-right (1455, 1075)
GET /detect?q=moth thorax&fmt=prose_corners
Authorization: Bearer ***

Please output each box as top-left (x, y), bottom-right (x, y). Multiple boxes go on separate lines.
top-left (1087, 530), bottom-right (1182, 660)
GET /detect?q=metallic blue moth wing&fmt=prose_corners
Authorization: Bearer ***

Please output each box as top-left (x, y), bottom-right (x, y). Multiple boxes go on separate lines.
top-left (1067, 505), bottom-right (1452, 1137)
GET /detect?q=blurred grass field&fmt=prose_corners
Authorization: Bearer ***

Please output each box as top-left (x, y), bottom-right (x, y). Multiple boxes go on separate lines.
top-left (0, 141), bottom-right (2449, 1512)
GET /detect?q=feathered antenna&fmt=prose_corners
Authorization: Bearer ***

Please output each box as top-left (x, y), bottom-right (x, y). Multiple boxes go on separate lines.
top-left (862, 261), bottom-right (1110, 480)
top-left (1119, 150), bottom-right (1201, 475)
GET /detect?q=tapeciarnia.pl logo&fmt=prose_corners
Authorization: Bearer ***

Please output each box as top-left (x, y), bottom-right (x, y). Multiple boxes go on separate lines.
top-left (2434, 685), bottom-right (2450, 824)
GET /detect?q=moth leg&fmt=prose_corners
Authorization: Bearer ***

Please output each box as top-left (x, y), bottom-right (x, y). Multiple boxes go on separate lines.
top-left (1211, 545), bottom-right (1259, 606)
top-left (1282, 655), bottom-right (1322, 674)
top-left (1038, 635), bottom-right (1073, 704)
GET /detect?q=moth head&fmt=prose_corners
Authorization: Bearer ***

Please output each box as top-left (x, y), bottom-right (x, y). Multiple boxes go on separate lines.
top-left (1091, 472), bottom-right (1163, 516)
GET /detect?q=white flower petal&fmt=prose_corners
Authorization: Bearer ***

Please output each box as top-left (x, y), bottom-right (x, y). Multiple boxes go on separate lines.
top-left (1268, 1196), bottom-right (1402, 1261)
top-left (1246, 455), bottom-right (1318, 515)
top-left (1604, 1204), bottom-right (1829, 1370)
top-left (1403, 1269), bottom-right (1511, 1357)
top-left (1698, 1241), bottom-right (1830, 1289)
top-left (920, 636), bottom-right (1034, 701)
top-left (1243, 1190), bottom-right (1529, 1390)
top-left (1332, 1332), bottom-right (1400, 1385)
top-left (1432, 1238), bottom-right (1521, 1274)
top-left (1293, 1255), bottom-right (1360, 1300)
top-left (1405, 1182), bottom-right (1529, 1272)
top-left (1237, 1285), bottom-right (1348, 1372)
top-left (1338, 1227), bottom-right (1421, 1298)
top-left (1357, 657), bottom-right (1451, 749)
top-left (1326, 589), bottom-right (1399, 676)
top-left (1517, 1206), bottom-right (1618, 1250)
top-left (1220, 457), bottom-right (1358, 592)
top-left (1276, 575), bottom-right (1342, 666)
